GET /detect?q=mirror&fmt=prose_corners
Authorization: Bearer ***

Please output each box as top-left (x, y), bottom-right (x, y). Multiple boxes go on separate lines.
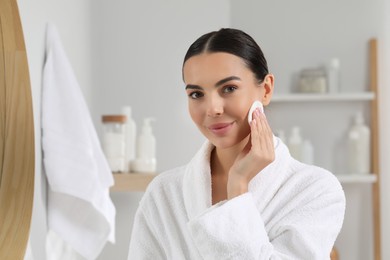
top-left (0, 0), bottom-right (35, 258)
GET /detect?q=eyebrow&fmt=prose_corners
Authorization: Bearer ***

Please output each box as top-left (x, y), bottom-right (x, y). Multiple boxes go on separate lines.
top-left (185, 76), bottom-right (241, 90)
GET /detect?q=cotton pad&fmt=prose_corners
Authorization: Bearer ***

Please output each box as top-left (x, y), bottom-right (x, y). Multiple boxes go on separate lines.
top-left (248, 100), bottom-right (264, 124)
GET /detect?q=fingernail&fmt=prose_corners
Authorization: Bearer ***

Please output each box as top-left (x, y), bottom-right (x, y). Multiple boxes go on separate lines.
top-left (255, 108), bottom-right (261, 116)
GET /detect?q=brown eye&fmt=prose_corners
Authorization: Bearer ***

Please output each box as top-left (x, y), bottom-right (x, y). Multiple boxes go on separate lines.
top-left (222, 85), bottom-right (237, 94)
top-left (189, 91), bottom-right (204, 99)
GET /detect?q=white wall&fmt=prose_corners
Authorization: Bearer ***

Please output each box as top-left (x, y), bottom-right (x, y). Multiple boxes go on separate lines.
top-left (91, 0), bottom-right (231, 172)
top-left (17, 0), bottom-right (390, 259)
top-left (230, 0), bottom-right (388, 259)
top-left (17, 0), bottom-right (93, 259)
top-left (230, 0), bottom-right (381, 173)
top-left (379, 0), bottom-right (390, 259)
top-left (91, 1), bottom-right (230, 258)
top-left (18, 0), bottom-right (230, 258)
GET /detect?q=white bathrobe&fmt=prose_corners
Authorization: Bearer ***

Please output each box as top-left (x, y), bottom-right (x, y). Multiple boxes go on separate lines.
top-left (128, 137), bottom-right (345, 260)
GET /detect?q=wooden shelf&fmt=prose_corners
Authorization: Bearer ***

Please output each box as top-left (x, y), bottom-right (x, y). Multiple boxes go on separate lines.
top-left (336, 174), bottom-right (377, 184)
top-left (272, 92), bottom-right (375, 102)
top-left (111, 173), bottom-right (377, 192)
top-left (111, 173), bottom-right (157, 192)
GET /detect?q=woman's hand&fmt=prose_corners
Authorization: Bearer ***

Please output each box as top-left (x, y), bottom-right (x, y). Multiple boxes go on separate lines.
top-left (227, 108), bottom-right (275, 199)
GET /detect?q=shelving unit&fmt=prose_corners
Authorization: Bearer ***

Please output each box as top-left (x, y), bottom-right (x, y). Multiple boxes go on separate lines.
top-left (111, 173), bottom-right (157, 192)
top-left (111, 173), bottom-right (377, 192)
top-left (272, 92), bottom-right (375, 102)
top-left (270, 39), bottom-right (381, 260)
top-left (110, 39), bottom-right (382, 260)
top-left (336, 174), bottom-right (377, 184)
top-left (369, 38), bottom-right (381, 260)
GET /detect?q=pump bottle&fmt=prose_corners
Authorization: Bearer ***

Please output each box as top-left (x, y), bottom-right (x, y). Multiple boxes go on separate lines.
top-left (132, 118), bottom-right (157, 173)
top-left (288, 126), bottom-right (303, 161)
top-left (327, 58), bottom-right (340, 93)
top-left (348, 112), bottom-right (370, 174)
top-left (122, 106), bottom-right (136, 172)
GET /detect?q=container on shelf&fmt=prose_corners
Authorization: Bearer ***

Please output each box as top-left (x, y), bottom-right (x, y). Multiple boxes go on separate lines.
top-left (102, 115), bottom-right (127, 173)
top-left (298, 68), bottom-right (327, 93)
top-left (302, 139), bottom-right (314, 165)
top-left (132, 117), bottom-right (157, 173)
top-left (288, 126), bottom-right (303, 161)
top-left (122, 106), bottom-right (137, 172)
top-left (326, 58), bottom-right (340, 93)
top-left (347, 112), bottom-right (371, 175)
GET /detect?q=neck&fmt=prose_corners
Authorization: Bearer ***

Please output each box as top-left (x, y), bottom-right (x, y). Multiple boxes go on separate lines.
top-left (211, 135), bottom-right (250, 176)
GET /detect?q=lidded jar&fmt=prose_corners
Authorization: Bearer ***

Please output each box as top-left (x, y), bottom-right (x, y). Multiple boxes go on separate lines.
top-left (298, 68), bottom-right (327, 93)
top-left (102, 115), bottom-right (127, 172)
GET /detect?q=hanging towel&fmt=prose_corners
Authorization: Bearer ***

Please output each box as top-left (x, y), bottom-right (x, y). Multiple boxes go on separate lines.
top-left (41, 23), bottom-right (115, 260)
top-left (24, 238), bottom-right (34, 260)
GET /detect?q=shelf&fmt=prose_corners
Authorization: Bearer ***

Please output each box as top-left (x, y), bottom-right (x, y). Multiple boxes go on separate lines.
top-left (111, 173), bottom-right (157, 192)
top-left (336, 174), bottom-right (377, 184)
top-left (272, 92), bottom-right (375, 102)
top-left (110, 172), bottom-right (377, 192)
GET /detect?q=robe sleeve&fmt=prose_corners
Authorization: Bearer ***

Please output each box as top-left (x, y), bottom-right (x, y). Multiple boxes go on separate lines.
top-left (187, 190), bottom-right (345, 260)
top-left (127, 208), bottom-right (166, 260)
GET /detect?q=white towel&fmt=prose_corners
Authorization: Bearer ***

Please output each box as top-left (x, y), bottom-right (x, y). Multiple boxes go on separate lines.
top-left (42, 23), bottom-right (115, 260)
top-left (24, 239), bottom-right (34, 260)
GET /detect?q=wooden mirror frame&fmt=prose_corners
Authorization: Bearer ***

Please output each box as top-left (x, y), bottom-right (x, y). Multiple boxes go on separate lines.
top-left (0, 0), bottom-right (35, 258)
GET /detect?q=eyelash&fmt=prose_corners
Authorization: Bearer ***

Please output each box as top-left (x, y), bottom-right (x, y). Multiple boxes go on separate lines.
top-left (188, 85), bottom-right (238, 100)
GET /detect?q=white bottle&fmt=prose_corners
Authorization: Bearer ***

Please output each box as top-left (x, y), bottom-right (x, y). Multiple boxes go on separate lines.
top-left (102, 115), bottom-right (126, 172)
top-left (327, 58), bottom-right (340, 93)
top-left (348, 112), bottom-right (371, 174)
top-left (302, 139), bottom-right (314, 165)
top-left (122, 106), bottom-right (137, 172)
top-left (288, 126), bottom-right (303, 161)
top-left (132, 118), bottom-right (157, 173)
top-left (276, 129), bottom-right (286, 144)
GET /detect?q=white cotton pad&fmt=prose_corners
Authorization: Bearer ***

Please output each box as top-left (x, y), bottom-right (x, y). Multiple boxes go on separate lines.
top-left (248, 100), bottom-right (264, 124)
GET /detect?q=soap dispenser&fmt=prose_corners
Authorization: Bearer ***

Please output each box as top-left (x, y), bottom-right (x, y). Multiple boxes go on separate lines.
top-left (348, 112), bottom-right (371, 174)
top-left (132, 118), bottom-right (157, 173)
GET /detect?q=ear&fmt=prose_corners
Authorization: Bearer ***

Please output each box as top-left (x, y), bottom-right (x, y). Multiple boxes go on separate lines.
top-left (261, 74), bottom-right (274, 106)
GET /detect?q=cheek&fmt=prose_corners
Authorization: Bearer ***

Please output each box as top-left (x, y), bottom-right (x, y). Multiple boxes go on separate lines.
top-left (188, 102), bottom-right (203, 125)
top-left (227, 97), bottom-right (252, 120)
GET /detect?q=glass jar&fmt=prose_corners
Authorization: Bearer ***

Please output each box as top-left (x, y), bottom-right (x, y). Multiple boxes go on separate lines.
top-left (102, 115), bottom-right (127, 172)
top-left (298, 68), bottom-right (327, 93)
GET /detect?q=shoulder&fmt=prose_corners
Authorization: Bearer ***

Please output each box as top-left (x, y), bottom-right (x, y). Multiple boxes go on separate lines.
top-left (139, 165), bottom-right (186, 205)
top-left (148, 165), bottom-right (186, 189)
top-left (288, 160), bottom-right (345, 199)
top-left (274, 138), bottom-right (343, 195)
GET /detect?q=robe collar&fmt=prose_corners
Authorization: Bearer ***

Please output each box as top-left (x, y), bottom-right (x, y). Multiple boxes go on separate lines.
top-left (182, 135), bottom-right (291, 220)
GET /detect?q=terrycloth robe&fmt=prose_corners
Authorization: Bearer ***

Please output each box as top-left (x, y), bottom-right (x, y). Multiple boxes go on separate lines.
top-left (128, 137), bottom-right (345, 259)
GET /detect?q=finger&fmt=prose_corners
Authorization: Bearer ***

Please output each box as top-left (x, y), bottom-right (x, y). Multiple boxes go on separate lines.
top-left (257, 111), bottom-right (274, 152)
top-left (250, 114), bottom-right (260, 149)
top-left (252, 109), bottom-right (265, 151)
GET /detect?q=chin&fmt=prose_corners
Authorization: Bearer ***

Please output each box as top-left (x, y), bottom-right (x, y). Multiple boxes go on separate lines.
top-left (209, 135), bottom-right (247, 150)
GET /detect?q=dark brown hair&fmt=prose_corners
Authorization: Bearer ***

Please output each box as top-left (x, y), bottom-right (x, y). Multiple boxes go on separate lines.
top-left (183, 28), bottom-right (269, 82)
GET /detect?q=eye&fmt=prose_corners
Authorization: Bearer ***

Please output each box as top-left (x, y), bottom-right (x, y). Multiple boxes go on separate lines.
top-left (188, 91), bottom-right (204, 99)
top-left (222, 85), bottom-right (237, 94)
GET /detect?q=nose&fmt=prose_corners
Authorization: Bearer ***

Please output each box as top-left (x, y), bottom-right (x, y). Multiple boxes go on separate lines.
top-left (206, 96), bottom-right (224, 117)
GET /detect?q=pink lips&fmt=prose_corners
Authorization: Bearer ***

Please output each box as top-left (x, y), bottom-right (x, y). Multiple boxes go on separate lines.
top-left (208, 122), bottom-right (234, 135)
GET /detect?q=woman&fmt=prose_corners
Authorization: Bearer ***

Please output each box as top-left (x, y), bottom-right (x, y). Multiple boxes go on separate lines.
top-left (128, 28), bottom-right (345, 259)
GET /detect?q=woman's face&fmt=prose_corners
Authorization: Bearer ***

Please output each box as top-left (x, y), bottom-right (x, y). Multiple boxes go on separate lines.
top-left (183, 52), bottom-right (273, 149)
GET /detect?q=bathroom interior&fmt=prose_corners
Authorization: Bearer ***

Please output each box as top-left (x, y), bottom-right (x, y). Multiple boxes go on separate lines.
top-left (1, 0), bottom-right (390, 259)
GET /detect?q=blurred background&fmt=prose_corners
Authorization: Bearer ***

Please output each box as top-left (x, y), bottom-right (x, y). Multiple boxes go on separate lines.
top-left (18, 0), bottom-right (390, 259)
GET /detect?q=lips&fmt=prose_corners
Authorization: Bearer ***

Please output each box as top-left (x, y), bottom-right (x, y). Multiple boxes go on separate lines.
top-left (208, 122), bottom-right (234, 135)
